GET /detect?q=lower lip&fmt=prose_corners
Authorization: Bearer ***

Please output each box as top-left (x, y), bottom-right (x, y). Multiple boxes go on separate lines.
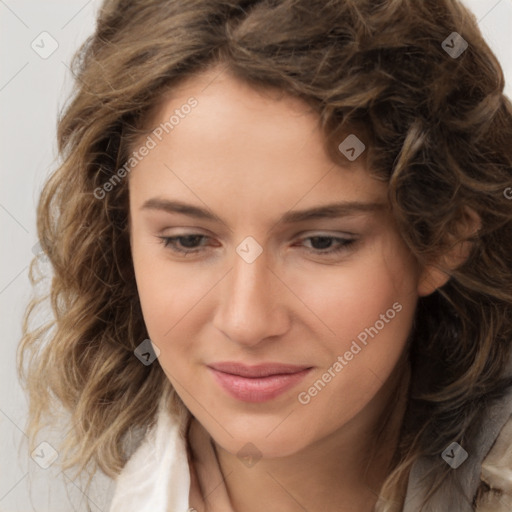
top-left (208, 367), bottom-right (312, 403)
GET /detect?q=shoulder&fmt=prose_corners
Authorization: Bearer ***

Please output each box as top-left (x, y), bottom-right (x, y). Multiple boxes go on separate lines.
top-left (476, 413), bottom-right (512, 511)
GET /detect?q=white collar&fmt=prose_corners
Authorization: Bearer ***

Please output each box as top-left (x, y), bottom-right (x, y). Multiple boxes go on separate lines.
top-left (108, 396), bottom-right (190, 512)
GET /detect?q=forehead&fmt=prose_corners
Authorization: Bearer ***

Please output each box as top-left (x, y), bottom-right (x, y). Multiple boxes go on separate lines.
top-left (128, 70), bottom-right (386, 225)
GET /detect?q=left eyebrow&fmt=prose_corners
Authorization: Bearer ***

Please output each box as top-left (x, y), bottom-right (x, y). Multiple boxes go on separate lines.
top-left (140, 197), bottom-right (386, 225)
top-left (278, 201), bottom-right (386, 224)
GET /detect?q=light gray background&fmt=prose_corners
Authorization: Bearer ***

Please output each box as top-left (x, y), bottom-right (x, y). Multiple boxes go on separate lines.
top-left (1, 1), bottom-right (511, 511)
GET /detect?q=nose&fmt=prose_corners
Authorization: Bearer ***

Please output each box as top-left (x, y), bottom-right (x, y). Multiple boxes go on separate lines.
top-left (212, 245), bottom-right (290, 347)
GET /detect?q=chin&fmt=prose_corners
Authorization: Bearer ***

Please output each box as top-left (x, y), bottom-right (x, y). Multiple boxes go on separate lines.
top-left (205, 418), bottom-right (312, 460)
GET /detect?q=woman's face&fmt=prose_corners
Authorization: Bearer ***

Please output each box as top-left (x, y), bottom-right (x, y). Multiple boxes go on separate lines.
top-left (128, 69), bottom-right (424, 458)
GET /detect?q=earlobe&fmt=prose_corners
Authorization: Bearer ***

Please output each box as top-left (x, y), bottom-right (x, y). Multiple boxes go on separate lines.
top-left (417, 264), bottom-right (451, 297)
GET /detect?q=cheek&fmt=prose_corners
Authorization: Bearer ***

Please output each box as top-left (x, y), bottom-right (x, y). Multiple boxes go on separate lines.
top-left (291, 248), bottom-right (416, 433)
top-left (282, 235), bottom-right (418, 348)
top-left (130, 233), bottom-right (217, 364)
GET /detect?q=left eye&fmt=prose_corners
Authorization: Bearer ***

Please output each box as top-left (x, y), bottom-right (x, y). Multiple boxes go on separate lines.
top-left (300, 235), bottom-right (356, 254)
top-left (159, 234), bottom-right (356, 256)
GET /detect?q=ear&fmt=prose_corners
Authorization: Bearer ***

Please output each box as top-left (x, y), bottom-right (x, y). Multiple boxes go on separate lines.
top-left (417, 207), bottom-right (481, 297)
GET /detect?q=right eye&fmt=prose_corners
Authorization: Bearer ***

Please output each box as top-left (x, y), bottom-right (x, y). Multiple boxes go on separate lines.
top-left (158, 234), bottom-right (210, 255)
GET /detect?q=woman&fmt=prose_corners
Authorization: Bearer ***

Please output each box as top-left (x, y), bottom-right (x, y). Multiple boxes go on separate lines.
top-left (18, 0), bottom-right (512, 511)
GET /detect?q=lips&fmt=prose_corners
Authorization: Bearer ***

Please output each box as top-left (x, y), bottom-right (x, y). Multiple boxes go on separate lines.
top-left (208, 362), bottom-right (312, 402)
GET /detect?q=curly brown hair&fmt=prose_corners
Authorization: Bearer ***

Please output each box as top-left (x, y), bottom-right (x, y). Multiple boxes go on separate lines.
top-left (18, 0), bottom-right (512, 510)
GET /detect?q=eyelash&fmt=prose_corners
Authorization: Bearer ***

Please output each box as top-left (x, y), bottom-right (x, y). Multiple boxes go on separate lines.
top-left (158, 234), bottom-right (356, 257)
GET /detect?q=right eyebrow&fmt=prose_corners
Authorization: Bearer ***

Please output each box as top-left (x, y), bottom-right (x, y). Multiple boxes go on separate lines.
top-left (140, 198), bottom-right (218, 221)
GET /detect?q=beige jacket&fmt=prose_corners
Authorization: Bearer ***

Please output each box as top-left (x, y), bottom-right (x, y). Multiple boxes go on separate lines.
top-left (402, 356), bottom-right (512, 512)
top-left (478, 414), bottom-right (512, 511)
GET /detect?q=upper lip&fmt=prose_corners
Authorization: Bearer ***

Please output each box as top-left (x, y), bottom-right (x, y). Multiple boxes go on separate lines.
top-left (208, 362), bottom-right (312, 378)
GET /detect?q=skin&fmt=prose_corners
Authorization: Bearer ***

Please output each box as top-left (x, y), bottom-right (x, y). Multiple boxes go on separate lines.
top-left (128, 67), bottom-right (446, 512)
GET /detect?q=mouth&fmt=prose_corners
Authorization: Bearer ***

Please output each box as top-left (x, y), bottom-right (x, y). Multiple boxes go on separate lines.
top-left (207, 362), bottom-right (313, 403)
